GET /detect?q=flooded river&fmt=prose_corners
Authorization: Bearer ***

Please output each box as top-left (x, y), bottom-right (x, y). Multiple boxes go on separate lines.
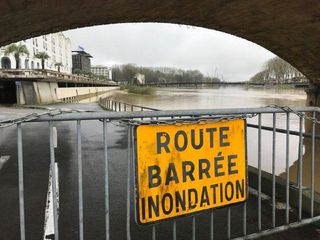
top-left (100, 86), bottom-right (307, 110)
top-left (100, 86), bottom-right (307, 174)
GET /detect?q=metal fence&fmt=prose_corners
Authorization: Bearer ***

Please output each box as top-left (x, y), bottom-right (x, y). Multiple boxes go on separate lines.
top-left (99, 98), bottom-right (159, 112)
top-left (2, 106), bottom-right (320, 240)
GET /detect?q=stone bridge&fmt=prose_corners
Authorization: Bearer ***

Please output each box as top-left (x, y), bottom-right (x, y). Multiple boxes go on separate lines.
top-left (0, 1), bottom-right (320, 88)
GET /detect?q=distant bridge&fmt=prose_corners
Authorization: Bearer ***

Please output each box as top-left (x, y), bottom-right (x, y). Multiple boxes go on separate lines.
top-left (143, 81), bottom-right (310, 88)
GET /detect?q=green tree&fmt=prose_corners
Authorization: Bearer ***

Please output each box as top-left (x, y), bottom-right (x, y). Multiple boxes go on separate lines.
top-left (112, 66), bottom-right (123, 82)
top-left (34, 51), bottom-right (50, 70)
top-left (4, 43), bottom-right (29, 69)
top-left (122, 64), bottom-right (137, 82)
top-left (111, 64), bottom-right (221, 84)
top-left (54, 62), bottom-right (63, 72)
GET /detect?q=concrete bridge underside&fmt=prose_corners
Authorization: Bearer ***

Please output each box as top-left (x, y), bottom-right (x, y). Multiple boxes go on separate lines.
top-left (0, 1), bottom-right (320, 87)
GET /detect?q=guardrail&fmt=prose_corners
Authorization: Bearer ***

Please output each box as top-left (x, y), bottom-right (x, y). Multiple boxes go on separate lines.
top-left (98, 98), bottom-right (159, 112)
top-left (1, 106), bottom-right (320, 240)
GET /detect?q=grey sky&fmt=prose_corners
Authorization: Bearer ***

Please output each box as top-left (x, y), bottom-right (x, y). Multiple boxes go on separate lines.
top-left (64, 23), bottom-right (275, 82)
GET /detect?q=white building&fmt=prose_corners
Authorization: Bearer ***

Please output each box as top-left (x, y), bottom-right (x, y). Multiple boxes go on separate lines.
top-left (91, 65), bottom-right (112, 80)
top-left (132, 73), bottom-right (145, 85)
top-left (0, 32), bottom-right (72, 74)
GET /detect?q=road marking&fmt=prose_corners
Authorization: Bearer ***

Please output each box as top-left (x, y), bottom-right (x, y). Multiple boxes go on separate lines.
top-left (0, 155), bottom-right (10, 171)
top-left (43, 162), bottom-right (59, 240)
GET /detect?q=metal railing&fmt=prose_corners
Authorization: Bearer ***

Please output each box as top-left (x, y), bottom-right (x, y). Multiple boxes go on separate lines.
top-left (2, 106), bottom-right (320, 240)
top-left (99, 98), bottom-right (159, 112)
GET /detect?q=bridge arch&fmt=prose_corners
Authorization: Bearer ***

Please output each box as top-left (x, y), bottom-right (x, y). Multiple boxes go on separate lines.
top-left (0, 1), bottom-right (319, 85)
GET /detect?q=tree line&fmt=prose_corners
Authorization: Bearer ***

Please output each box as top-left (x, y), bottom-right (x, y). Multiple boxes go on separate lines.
top-left (250, 57), bottom-right (308, 83)
top-left (112, 64), bottom-right (221, 84)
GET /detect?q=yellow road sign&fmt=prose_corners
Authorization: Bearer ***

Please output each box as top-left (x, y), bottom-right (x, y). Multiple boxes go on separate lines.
top-left (134, 119), bottom-right (247, 225)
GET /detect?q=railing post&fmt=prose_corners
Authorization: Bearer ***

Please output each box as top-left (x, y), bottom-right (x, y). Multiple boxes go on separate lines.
top-left (49, 122), bottom-right (59, 240)
top-left (77, 121), bottom-right (84, 240)
top-left (272, 113), bottom-right (276, 228)
top-left (103, 119), bottom-right (110, 240)
top-left (298, 116), bottom-right (303, 221)
top-left (311, 111), bottom-right (316, 218)
top-left (17, 124), bottom-right (26, 240)
top-left (258, 113), bottom-right (262, 231)
top-left (127, 125), bottom-right (132, 240)
top-left (285, 112), bottom-right (290, 224)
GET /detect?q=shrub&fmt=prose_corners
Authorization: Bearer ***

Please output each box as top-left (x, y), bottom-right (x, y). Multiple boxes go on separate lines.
top-left (120, 84), bottom-right (154, 95)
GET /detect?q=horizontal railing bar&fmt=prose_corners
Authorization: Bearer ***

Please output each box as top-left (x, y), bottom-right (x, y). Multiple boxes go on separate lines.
top-left (28, 107), bottom-right (320, 122)
top-left (247, 123), bottom-right (320, 139)
top-left (233, 215), bottom-right (320, 240)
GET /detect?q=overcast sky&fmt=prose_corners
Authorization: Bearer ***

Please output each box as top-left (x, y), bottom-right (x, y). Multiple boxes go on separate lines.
top-left (64, 23), bottom-right (275, 82)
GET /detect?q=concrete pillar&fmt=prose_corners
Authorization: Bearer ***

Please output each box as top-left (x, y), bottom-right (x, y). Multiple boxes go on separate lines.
top-left (276, 84), bottom-right (320, 214)
top-left (287, 85), bottom-right (320, 190)
top-left (306, 84), bottom-right (320, 107)
top-left (301, 85), bottom-right (320, 192)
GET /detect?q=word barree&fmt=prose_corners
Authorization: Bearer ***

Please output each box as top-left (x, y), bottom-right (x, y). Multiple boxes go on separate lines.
top-left (148, 152), bottom-right (239, 188)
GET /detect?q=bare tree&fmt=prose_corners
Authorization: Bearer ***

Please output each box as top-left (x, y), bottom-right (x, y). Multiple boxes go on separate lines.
top-left (250, 57), bottom-right (307, 83)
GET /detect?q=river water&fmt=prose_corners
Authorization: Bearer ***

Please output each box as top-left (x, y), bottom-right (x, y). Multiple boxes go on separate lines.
top-left (99, 86), bottom-right (309, 180)
top-left (100, 86), bottom-right (306, 110)
top-left (103, 86), bottom-right (320, 200)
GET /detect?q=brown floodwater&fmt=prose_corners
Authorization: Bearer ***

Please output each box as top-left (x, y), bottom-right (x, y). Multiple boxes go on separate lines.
top-left (104, 86), bottom-right (306, 110)
top-left (81, 86), bottom-right (319, 191)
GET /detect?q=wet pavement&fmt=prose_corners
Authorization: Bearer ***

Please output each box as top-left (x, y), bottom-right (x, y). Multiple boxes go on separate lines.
top-left (0, 103), bottom-right (320, 239)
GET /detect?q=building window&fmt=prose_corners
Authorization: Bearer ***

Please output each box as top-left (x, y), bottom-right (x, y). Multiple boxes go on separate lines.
top-left (1, 57), bottom-right (11, 69)
top-left (25, 59), bottom-right (29, 69)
